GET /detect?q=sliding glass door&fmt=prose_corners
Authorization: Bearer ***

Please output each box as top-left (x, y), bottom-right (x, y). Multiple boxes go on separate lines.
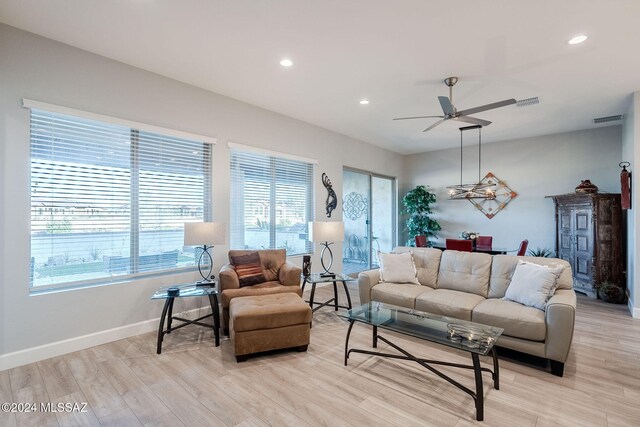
top-left (342, 169), bottom-right (396, 274)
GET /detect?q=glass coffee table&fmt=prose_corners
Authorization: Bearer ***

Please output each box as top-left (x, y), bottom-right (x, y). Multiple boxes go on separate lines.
top-left (301, 272), bottom-right (354, 313)
top-left (339, 302), bottom-right (503, 422)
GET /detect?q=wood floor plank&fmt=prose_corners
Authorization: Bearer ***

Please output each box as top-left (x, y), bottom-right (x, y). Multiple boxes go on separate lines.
top-left (49, 391), bottom-right (101, 427)
top-left (63, 350), bottom-right (131, 420)
top-left (37, 356), bottom-right (81, 400)
top-left (96, 358), bottom-right (171, 425)
top-left (216, 373), bottom-right (312, 427)
top-left (151, 351), bottom-right (261, 426)
top-left (96, 406), bottom-right (143, 427)
top-left (142, 411), bottom-right (186, 427)
top-left (125, 356), bottom-right (226, 427)
top-left (234, 415), bottom-right (269, 427)
top-left (0, 369), bottom-right (17, 427)
top-left (8, 363), bottom-right (58, 427)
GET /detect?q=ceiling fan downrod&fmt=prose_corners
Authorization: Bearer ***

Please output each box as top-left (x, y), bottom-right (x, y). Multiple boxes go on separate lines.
top-left (444, 76), bottom-right (458, 106)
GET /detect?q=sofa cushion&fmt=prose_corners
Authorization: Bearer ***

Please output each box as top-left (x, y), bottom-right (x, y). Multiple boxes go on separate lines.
top-left (436, 251), bottom-right (492, 297)
top-left (371, 282), bottom-right (432, 308)
top-left (415, 289), bottom-right (485, 321)
top-left (504, 261), bottom-right (565, 310)
top-left (489, 255), bottom-right (573, 298)
top-left (378, 251), bottom-right (419, 284)
top-left (395, 246), bottom-right (442, 288)
top-left (472, 298), bottom-right (546, 341)
top-left (230, 252), bottom-right (266, 287)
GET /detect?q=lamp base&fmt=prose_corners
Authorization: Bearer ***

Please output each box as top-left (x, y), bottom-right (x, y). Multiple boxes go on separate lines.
top-left (320, 242), bottom-right (335, 277)
top-left (198, 245), bottom-right (214, 282)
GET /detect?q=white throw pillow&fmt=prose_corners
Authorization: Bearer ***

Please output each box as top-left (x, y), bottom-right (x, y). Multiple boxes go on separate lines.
top-left (378, 251), bottom-right (420, 284)
top-left (504, 260), bottom-right (565, 310)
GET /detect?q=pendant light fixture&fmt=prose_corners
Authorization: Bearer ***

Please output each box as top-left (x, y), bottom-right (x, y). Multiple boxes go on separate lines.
top-left (447, 125), bottom-right (496, 200)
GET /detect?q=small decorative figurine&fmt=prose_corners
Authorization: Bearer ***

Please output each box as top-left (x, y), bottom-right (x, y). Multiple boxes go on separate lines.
top-left (575, 179), bottom-right (598, 194)
top-left (302, 255), bottom-right (312, 277)
top-left (322, 173), bottom-right (337, 218)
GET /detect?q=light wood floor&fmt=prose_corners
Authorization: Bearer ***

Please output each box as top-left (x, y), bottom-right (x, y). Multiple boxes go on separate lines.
top-left (2, 285), bottom-right (640, 427)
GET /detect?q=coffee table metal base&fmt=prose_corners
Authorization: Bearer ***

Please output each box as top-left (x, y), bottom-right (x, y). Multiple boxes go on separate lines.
top-left (343, 320), bottom-right (499, 422)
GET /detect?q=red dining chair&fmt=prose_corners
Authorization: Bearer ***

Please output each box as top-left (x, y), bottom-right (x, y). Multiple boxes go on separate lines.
top-left (475, 235), bottom-right (493, 251)
top-left (517, 239), bottom-right (529, 256)
top-left (415, 235), bottom-right (428, 247)
top-left (445, 239), bottom-right (473, 252)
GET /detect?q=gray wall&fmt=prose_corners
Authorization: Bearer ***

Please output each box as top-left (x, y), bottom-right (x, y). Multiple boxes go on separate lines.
top-left (403, 126), bottom-right (623, 253)
top-left (0, 24), bottom-right (405, 357)
top-left (622, 92), bottom-right (639, 314)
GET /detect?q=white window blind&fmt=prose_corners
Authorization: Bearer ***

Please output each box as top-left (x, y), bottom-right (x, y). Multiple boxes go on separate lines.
top-left (30, 108), bottom-right (212, 289)
top-left (230, 148), bottom-right (314, 255)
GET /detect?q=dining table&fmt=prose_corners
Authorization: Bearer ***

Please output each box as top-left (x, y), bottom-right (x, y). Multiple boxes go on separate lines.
top-left (430, 243), bottom-right (508, 255)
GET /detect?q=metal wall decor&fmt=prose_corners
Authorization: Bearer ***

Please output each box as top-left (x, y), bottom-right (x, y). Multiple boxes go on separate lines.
top-left (343, 192), bottom-right (367, 220)
top-left (467, 172), bottom-right (517, 219)
top-left (322, 173), bottom-right (338, 218)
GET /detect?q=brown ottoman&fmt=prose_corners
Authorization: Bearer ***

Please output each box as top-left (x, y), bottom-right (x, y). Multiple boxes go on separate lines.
top-left (230, 293), bottom-right (312, 362)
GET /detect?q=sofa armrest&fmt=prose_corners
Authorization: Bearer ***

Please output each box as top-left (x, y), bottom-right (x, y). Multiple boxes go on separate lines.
top-left (279, 262), bottom-right (302, 286)
top-left (219, 263), bottom-right (240, 292)
top-left (545, 289), bottom-right (577, 363)
top-left (358, 269), bottom-right (381, 304)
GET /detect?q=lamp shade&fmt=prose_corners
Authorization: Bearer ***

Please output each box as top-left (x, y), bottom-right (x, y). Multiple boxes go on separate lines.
top-left (184, 222), bottom-right (226, 246)
top-left (308, 221), bottom-right (344, 243)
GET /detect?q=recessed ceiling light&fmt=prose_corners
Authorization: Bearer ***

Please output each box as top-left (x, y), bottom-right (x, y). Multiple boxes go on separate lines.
top-left (359, 99), bottom-right (370, 105)
top-left (568, 34), bottom-right (588, 45)
top-left (280, 58), bottom-right (293, 67)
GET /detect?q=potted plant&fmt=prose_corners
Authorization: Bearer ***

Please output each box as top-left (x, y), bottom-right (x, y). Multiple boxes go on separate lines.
top-left (527, 247), bottom-right (555, 257)
top-left (596, 281), bottom-right (626, 304)
top-left (402, 185), bottom-right (441, 246)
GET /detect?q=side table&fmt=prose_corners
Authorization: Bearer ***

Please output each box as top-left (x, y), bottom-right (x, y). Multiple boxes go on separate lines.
top-left (152, 282), bottom-right (220, 354)
top-left (301, 273), bottom-right (354, 313)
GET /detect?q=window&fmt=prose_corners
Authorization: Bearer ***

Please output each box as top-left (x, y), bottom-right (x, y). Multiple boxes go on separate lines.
top-left (29, 105), bottom-right (213, 289)
top-left (230, 146), bottom-right (314, 255)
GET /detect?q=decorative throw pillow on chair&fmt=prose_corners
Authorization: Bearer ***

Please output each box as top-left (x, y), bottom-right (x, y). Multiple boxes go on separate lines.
top-left (503, 260), bottom-right (564, 310)
top-left (231, 252), bottom-right (267, 287)
top-left (378, 251), bottom-right (420, 284)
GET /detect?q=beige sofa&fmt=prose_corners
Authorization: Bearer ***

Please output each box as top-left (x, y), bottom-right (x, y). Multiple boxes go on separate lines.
top-left (358, 247), bottom-right (577, 376)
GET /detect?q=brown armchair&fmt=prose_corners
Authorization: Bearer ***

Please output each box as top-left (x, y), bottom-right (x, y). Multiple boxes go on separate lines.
top-left (219, 249), bottom-right (302, 331)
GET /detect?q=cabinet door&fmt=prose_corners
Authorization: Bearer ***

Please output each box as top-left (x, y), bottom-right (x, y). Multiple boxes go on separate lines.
top-left (557, 207), bottom-right (574, 273)
top-left (573, 208), bottom-right (593, 283)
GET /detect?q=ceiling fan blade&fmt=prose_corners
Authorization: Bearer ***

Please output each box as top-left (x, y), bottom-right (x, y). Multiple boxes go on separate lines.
top-left (438, 96), bottom-right (455, 115)
top-left (393, 115), bottom-right (445, 121)
top-left (454, 115), bottom-right (492, 126)
top-left (456, 99), bottom-right (516, 116)
top-left (423, 119), bottom-right (447, 132)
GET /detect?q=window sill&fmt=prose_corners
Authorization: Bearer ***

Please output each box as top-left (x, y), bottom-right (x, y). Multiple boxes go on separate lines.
top-left (30, 266), bottom-right (200, 296)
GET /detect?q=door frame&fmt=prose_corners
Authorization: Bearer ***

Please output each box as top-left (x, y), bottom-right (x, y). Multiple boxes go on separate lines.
top-left (343, 166), bottom-right (397, 270)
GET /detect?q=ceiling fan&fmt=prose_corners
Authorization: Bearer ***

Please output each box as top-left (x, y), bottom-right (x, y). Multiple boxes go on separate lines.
top-left (393, 77), bottom-right (517, 132)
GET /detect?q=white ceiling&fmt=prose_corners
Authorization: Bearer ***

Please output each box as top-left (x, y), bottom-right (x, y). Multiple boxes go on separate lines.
top-left (1, 0), bottom-right (639, 154)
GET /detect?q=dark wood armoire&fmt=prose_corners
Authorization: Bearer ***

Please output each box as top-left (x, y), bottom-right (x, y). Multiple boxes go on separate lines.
top-left (547, 193), bottom-right (625, 298)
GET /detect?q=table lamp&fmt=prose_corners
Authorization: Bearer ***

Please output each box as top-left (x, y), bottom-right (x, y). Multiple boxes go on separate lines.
top-left (184, 222), bottom-right (226, 282)
top-left (309, 221), bottom-right (344, 277)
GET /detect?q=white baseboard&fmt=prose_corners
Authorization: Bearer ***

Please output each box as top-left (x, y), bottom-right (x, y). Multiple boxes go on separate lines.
top-left (0, 307), bottom-right (208, 371)
top-left (629, 298), bottom-right (640, 319)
